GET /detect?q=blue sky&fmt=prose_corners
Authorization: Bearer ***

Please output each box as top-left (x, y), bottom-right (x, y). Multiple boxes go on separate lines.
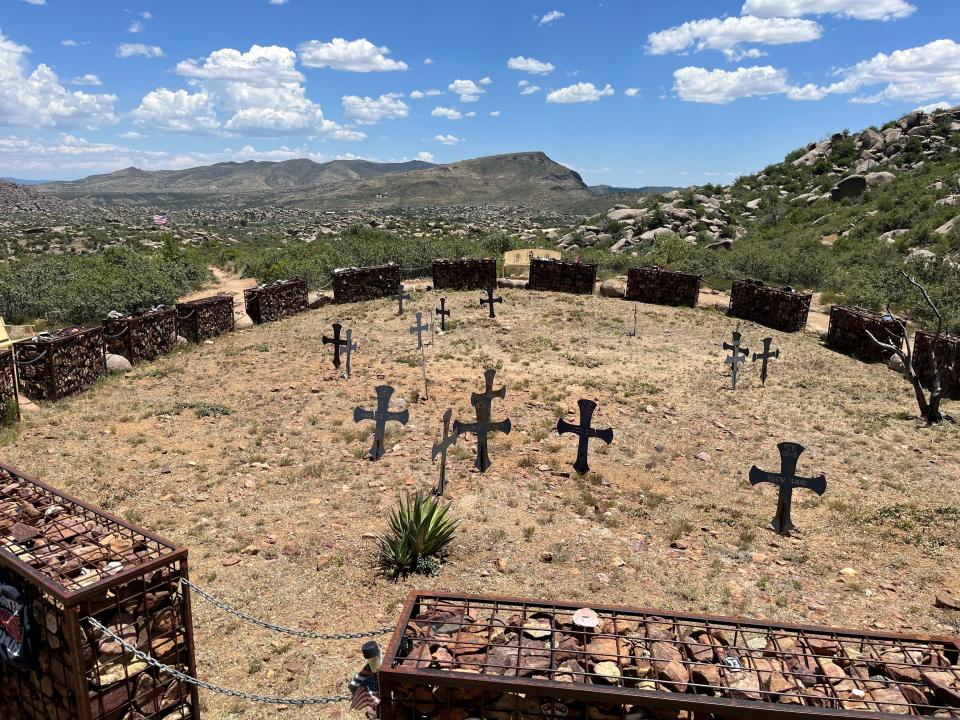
top-left (2, 0), bottom-right (959, 185)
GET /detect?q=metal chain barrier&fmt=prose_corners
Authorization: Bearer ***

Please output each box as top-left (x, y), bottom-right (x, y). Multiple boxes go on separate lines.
top-left (176, 307), bottom-right (197, 321)
top-left (14, 350), bottom-right (47, 366)
top-left (181, 578), bottom-right (395, 640)
top-left (86, 619), bottom-right (351, 706)
top-left (103, 325), bottom-right (129, 339)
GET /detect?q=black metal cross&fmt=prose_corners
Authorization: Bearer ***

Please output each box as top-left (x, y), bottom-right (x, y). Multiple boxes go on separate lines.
top-left (556, 399), bottom-right (614, 475)
top-left (431, 408), bottom-right (459, 496)
top-left (749, 441), bottom-right (826, 536)
top-left (752, 337), bottom-right (779, 386)
top-left (436, 297), bottom-right (450, 331)
top-left (353, 385), bottom-right (409, 461)
top-left (480, 287), bottom-right (502, 319)
top-left (409, 312), bottom-right (429, 351)
top-left (342, 328), bottom-right (358, 380)
top-left (724, 325), bottom-right (750, 390)
top-left (394, 284), bottom-right (411, 315)
top-left (322, 322), bottom-right (348, 370)
top-left (454, 368), bottom-right (511, 472)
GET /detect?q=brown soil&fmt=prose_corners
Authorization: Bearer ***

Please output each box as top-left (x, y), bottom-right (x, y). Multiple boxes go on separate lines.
top-left (3, 283), bottom-right (958, 719)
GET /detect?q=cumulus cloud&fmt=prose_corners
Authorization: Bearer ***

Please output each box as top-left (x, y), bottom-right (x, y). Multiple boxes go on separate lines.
top-left (424, 58), bottom-right (434, 65)
top-left (915, 100), bottom-right (954, 114)
top-left (20, 0), bottom-right (46, 5)
top-left (0, 31), bottom-right (117, 129)
top-left (507, 56), bottom-right (555, 75)
top-left (408, 88), bottom-right (443, 99)
top-left (131, 88), bottom-right (221, 133)
top-left (546, 82), bottom-right (614, 103)
top-left (128, 20), bottom-right (144, 34)
top-left (434, 133), bottom-right (462, 145)
top-left (431, 106), bottom-right (462, 119)
top-left (624, 87), bottom-right (640, 97)
top-left (741, 0), bottom-right (915, 21)
top-left (647, 16), bottom-right (822, 60)
top-left (539, 10), bottom-right (564, 24)
top-left (298, 37), bottom-right (407, 71)
top-left (116, 44), bottom-right (164, 59)
top-left (70, 74), bottom-right (102, 86)
top-left (672, 65), bottom-right (791, 103)
top-left (449, 79), bottom-right (486, 102)
top-left (61, 39), bottom-right (88, 47)
top-left (518, 80), bottom-right (540, 95)
top-left (341, 93), bottom-right (409, 124)
top-left (489, 110), bottom-right (501, 116)
top-left (416, 150), bottom-right (434, 162)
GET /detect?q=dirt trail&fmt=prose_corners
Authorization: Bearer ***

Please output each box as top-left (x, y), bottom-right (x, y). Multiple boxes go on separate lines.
top-left (179, 267), bottom-right (258, 311)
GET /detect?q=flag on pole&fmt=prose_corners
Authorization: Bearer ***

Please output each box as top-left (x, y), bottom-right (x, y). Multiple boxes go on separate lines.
top-left (153, 213), bottom-right (169, 226)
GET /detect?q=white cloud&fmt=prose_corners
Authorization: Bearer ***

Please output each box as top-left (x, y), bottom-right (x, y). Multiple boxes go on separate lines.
top-left (465, 111), bottom-right (476, 117)
top-left (449, 78), bottom-right (486, 102)
top-left (489, 110), bottom-right (501, 116)
top-left (431, 106), bottom-right (462, 119)
top-left (409, 89), bottom-right (443, 99)
top-left (131, 88), bottom-right (221, 133)
top-left (119, 131), bottom-right (143, 139)
top-left (507, 56), bottom-right (555, 75)
top-left (61, 39), bottom-right (88, 47)
top-left (116, 44), bottom-right (164, 59)
top-left (647, 16), bottom-right (822, 61)
top-left (424, 58), bottom-right (434, 65)
top-left (416, 151), bottom-right (434, 162)
top-left (673, 65), bottom-right (791, 103)
top-left (546, 82), bottom-right (614, 103)
top-left (624, 87), bottom-right (640, 97)
top-left (298, 37), bottom-right (407, 71)
top-left (20, 0), bottom-right (46, 5)
top-left (741, 0), bottom-right (915, 21)
top-left (479, 76), bottom-right (492, 85)
top-left (434, 133), bottom-right (462, 145)
top-left (915, 100), bottom-right (954, 114)
top-left (128, 20), bottom-right (144, 34)
top-left (539, 10), bottom-right (564, 25)
top-left (141, 11), bottom-right (153, 19)
top-left (342, 93), bottom-right (409, 124)
top-left (269, 0), bottom-right (289, 4)
top-left (409, 90), bottom-right (424, 99)
top-left (518, 80), bottom-right (540, 95)
top-left (0, 31), bottom-right (117, 129)
top-left (70, 74), bottom-right (102, 86)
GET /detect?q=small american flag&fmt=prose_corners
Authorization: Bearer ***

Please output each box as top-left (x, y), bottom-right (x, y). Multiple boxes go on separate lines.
top-left (350, 672), bottom-right (380, 716)
top-left (153, 213), bottom-right (169, 226)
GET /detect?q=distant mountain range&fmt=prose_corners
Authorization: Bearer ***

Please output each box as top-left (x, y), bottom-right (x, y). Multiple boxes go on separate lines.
top-left (1, 177), bottom-right (48, 185)
top-left (35, 152), bottom-right (664, 210)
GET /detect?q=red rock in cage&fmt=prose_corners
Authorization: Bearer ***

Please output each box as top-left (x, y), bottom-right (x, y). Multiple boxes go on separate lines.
top-left (13, 327), bottom-right (106, 401)
top-left (175, 295), bottom-right (235, 343)
top-left (103, 307), bottom-right (178, 364)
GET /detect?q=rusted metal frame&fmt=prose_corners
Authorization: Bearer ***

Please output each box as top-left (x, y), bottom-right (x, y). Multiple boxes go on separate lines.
top-left (180, 558), bottom-right (201, 718)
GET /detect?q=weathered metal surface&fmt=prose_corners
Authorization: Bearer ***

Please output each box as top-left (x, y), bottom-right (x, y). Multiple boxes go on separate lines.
top-left (176, 295), bottom-right (235, 343)
top-left (243, 279), bottom-right (308, 324)
top-left (104, 307), bottom-right (177, 364)
top-left (431, 409), bottom-right (458, 496)
top-left (529, 258), bottom-right (597, 295)
top-left (433, 259), bottom-right (497, 291)
top-left (381, 590), bottom-right (960, 720)
top-left (556, 399), bottom-right (613, 475)
top-left (724, 326), bottom-right (750, 390)
top-left (323, 323), bottom-right (348, 370)
top-left (0, 462), bottom-right (199, 720)
top-left (409, 313), bottom-right (430, 351)
top-left (753, 338), bottom-right (780, 387)
top-left (436, 297), bottom-right (451, 332)
top-left (729, 280), bottom-right (811, 334)
top-left (454, 369), bottom-right (511, 473)
top-left (913, 329), bottom-right (960, 399)
top-left (395, 285), bottom-right (412, 316)
top-left (354, 385), bottom-right (409, 461)
top-left (13, 327), bottom-right (106, 401)
top-left (0, 349), bottom-right (19, 424)
top-left (826, 306), bottom-right (904, 364)
top-left (333, 263), bottom-right (401, 304)
top-left (480, 287), bottom-right (503, 319)
top-left (343, 328), bottom-right (358, 380)
top-left (626, 266), bottom-right (701, 308)
top-left (749, 442), bottom-right (827, 536)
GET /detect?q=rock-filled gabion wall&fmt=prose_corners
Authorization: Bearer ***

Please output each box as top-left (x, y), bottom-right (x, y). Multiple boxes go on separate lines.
top-left (0, 349), bottom-right (18, 423)
top-left (728, 280), bottom-right (812, 333)
top-left (913, 329), bottom-right (960, 398)
top-left (176, 295), bottom-right (235, 343)
top-left (528, 258), bottom-right (597, 295)
top-left (826, 306), bottom-right (903, 363)
top-left (14, 326), bottom-right (106, 401)
top-left (0, 464), bottom-right (199, 720)
top-left (244, 278), bottom-right (309, 323)
top-left (432, 258), bottom-right (497, 291)
top-left (333, 263), bottom-right (401, 304)
top-left (626, 266), bottom-right (701, 307)
top-left (103, 307), bottom-right (177, 364)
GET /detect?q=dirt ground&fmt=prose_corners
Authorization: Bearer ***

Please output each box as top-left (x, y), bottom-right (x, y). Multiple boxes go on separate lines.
top-left (3, 278), bottom-right (959, 719)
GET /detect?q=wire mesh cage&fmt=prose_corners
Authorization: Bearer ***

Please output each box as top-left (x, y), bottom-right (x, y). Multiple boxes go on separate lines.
top-left (103, 308), bottom-right (178, 365)
top-left (0, 463), bottom-right (199, 720)
top-left (333, 264), bottom-right (402, 304)
top-left (243, 279), bottom-right (309, 323)
top-left (729, 280), bottom-right (812, 333)
top-left (825, 306), bottom-right (904, 363)
top-left (913, 330), bottom-right (960, 399)
top-left (380, 591), bottom-right (960, 720)
top-left (175, 295), bottom-right (235, 343)
top-left (432, 259), bottom-right (498, 291)
top-left (13, 327), bottom-right (106, 401)
top-left (626, 267), bottom-right (701, 308)
top-left (529, 258), bottom-right (597, 295)
top-left (0, 348), bottom-right (19, 424)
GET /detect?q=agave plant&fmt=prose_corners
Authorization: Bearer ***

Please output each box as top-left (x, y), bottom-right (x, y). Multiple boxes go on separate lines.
top-left (378, 491), bottom-right (458, 578)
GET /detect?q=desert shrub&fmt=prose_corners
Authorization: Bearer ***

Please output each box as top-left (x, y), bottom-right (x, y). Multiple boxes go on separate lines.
top-left (378, 492), bottom-right (458, 578)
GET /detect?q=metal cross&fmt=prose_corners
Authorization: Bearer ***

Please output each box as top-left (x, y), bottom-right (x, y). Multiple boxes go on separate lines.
top-left (436, 297), bottom-right (451, 331)
top-left (353, 385), bottom-right (409, 461)
top-left (322, 322), bottom-right (348, 370)
top-left (723, 325), bottom-right (750, 390)
top-left (393, 284), bottom-right (411, 315)
top-left (409, 312), bottom-right (429, 351)
top-left (752, 337), bottom-right (780, 386)
top-left (431, 408), bottom-right (459, 496)
top-left (628, 306), bottom-right (638, 338)
top-left (342, 328), bottom-right (358, 380)
top-left (749, 442), bottom-right (826, 536)
top-left (480, 287), bottom-right (503, 319)
top-left (454, 368), bottom-right (511, 473)
top-left (556, 399), bottom-right (614, 475)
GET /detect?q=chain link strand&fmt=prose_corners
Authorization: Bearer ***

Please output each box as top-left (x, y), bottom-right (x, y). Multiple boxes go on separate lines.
top-left (86, 619), bottom-right (351, 707)
top-left (181, 579), bottom-right (395, 640)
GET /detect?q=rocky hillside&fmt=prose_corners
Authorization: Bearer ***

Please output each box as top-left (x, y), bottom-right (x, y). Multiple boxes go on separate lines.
top-left (37, 152), bottom-right (594, 209)
top-left (0, 179), bottom-right (73, 214)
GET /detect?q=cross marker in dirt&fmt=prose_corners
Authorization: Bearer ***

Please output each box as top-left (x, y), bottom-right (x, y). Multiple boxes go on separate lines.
top-left (480, 287), bottom-right (502, 319)
top-left (752, 337), bottom-right (780, 386)
top-left (409, 312), bottom-right (429, 351)
top-left (394, 285), bottom-right (411, 315)
top-left (436, 297), bottom-right (451, 331)
top-left (454, 368), bottom-right (511, 473)
top-left (322, 322), bottom-right (348, 370)
top-left (342, 328), bottom-right (358, 380)
top-left (353, 385), bottom-right (409, 461)
top-left (431, 408), bottom-right (459, 496)
top-left (723, 324), bottom-right (750, 390)
top-left (556, 399), bottom-right (613, 475)
top-left (749, 441), bottom-right (826, 536)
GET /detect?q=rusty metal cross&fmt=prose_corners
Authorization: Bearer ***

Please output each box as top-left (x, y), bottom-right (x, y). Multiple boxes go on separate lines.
top-left (749, 442), bottom-right (826, 536)
top-left (556, 399), bottom-right (614, 475)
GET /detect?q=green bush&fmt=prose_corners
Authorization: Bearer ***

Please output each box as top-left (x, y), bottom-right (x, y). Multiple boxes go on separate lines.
top-left (378, 492), bottom-right (458, 578)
